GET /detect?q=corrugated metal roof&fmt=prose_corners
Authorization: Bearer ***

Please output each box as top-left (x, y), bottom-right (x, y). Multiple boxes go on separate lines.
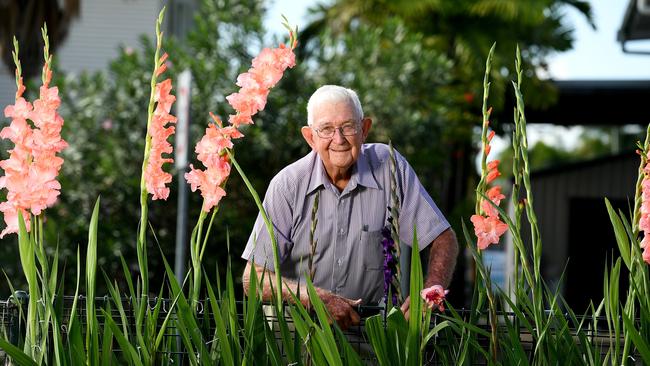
top-left (529, 150), bottom-right (638, 178)
top-left (497, 80), bottom-right (650, 126)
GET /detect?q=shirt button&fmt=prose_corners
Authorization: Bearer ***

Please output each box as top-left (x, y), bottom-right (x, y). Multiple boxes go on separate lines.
top-left (337, 259), bottom-right (342, 267)
top-left (339, 228), bottom-right (345, 235)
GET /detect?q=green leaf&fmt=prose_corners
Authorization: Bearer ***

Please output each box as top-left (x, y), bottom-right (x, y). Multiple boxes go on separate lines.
top-left (102, 311), bottom-right (144, 366)
top-left (67, 312), bottom-right (87, 366)
top-left (119, 255), bottom-right (137, 301)
top-left (68, 247), bottom-right (82, 338)
top-left (333, 325), bottom-right (364, 366)
top-left (421, 320), bottom-right (451, 351)
top-left (160, 253), bottom-right (208, 365)
top-left (305, 278), bottom-right (343, 365)
top-left (386, 307), bottom-right (409, 355)
top-left (0, 337), bottom-right (38, 366)
top-left (101, 271), bottom-right (130, 338)
top-left (86, 197), bottom-right (100, 365)
top-left (148, 281), bottom-right (172, 360)
top-left (101, 301), bottom-right (115, 366)
top-left (17, 211), bottom-right (38, 356)
top-left (622, 312), bottom-right (650, 363)
top-left (605, 198), bottom-right (632, 270)
top-left (205, 275), bottom-right (234, 366)
top-left (407, 226), bottom-right (423, 365)
top-left (365, 315), bottom-right (390, 366)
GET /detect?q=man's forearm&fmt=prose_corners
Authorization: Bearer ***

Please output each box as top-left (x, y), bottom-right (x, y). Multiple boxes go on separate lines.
top-left (242, 261), bottom-right (362, 329)
top-left (242, 261), bottom-right (324, 306)
top-left (424, 228), bottom-right (459, 288)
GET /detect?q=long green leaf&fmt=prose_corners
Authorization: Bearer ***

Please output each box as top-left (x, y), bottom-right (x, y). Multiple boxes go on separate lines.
top-left (161, 253), bottom-right (208, 365)
top-left (68, 246), bottom-right (82, 341)
top-left (205, 275), bottom-right (234, 366)
top-left (365, 315), bottom-right (390, 365)
top-left (0, 337), bottom-right (38, 366)
top-left (102, 311), bottom-right (144, 366)
top-left (101, 301), bottom-right (115, 366)
top-left (17, 211), bottom-right (38, 358)
top-left (86, 197), bottom-right (100, 365)
top-left (306, 277), bottom-right (343, 364)
top-left (67, 312), bottom-right (87, 366)
top-left (386, 307), bottom-right (409, 364)
top-left (333, 325), bottom-right (364, 366)
top-left (407, 227), bottom-right (423, 366)
top-left (622, 312), bottom-right (650, 363)
top-left (101, 271), bottom-right (130, 339)
top-left (605, 198), bottom-right (632, 270)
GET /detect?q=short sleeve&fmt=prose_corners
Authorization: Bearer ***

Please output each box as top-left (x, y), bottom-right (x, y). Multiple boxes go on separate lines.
top-left (241, 174), bottom-right (295, 271)
top-left (395, 150), bottom-right (450, 251)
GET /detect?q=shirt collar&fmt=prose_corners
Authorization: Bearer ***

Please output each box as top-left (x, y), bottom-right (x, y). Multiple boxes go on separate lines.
top-left (351, 146), bottom-right (380, 190)
top-left (306, 147), bottom-right (380, 196)
top-left (306, 151), bottom-right (328, 195)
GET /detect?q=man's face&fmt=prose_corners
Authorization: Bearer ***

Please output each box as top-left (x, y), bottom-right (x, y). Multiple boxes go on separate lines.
top-left (301, 100), bottom-right (372, 178)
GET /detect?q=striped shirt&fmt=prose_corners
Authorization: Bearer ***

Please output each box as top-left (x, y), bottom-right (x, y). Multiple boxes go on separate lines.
top-left (241, 143), bottom-right (450, 304)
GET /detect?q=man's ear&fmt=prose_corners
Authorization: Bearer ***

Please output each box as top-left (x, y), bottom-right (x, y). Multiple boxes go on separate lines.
top-left (301, 126), bottom-right (316, 149)
top-left (361, 117), bottom-right (372, 142)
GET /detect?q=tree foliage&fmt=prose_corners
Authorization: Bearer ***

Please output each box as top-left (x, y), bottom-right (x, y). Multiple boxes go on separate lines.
top-left (0, 0), bottom-right (592, 300)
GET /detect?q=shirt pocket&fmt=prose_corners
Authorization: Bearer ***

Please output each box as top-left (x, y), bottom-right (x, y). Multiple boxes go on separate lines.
top-left (359, 229), bottom-right (384, 270)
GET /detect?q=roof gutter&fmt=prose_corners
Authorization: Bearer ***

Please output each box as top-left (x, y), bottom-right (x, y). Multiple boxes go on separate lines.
top-left (619, 0), bottom-right (650, 54)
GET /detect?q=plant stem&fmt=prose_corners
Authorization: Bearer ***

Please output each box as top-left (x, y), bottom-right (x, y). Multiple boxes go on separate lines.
top-left (227, 150), bottom-right (284, 308)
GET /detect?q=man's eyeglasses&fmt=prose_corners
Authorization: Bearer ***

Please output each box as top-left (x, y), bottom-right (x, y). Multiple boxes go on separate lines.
top-left (312, 122), bottom-right (360, 139)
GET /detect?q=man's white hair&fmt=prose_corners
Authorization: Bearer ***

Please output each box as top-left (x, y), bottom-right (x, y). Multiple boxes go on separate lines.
top-left (306, 85), bottom-right (364, 126)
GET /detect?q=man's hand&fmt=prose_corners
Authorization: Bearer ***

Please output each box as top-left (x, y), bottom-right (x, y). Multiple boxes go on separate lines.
top-left (243, 262), bottom-right (362, 330)
top-left (319, 291), bottom-right (362, 330)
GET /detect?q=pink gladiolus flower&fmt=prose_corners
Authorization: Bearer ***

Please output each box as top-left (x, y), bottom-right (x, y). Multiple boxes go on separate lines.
top-left (228, 113), bottom-right (254, 127)
top-left (184, 156), bottom-right (230, 212)
top-left (195, 118), bottom-right (244, 165)
top-left (421, 285), bottom-right (449, 312)
top-left (0, 63), bottom-right (67, 237)
top-left (226, 91), bottom-right (266, 118)
top-left (188, 33), bottom-right (297, 212)
top-left (486, 160), bottom-right (500, 183)
top-left (640, 213), bottom-right (650, 234)
top-left (642, 235), bottom-right (650, 264)
top-left (185, 117), bottom-right (238, 212)
top-left (272, 44), bottom-right (296, 69)
top-left (487, 130), bottom-right (495, 142)
top-left (481, 186), bottom-right (505, 218)
top-left (226, 41), bottom-right (296, 129)
top-left (470, 214), bottom-right (508, 250)
top-left (145, 78), bottom-right (177, 200)
top-left (156, 53), bottom-right (169, 77)
top-left (640, 162), bottom-right (650, 264)
top-left (14, 73), bottom-right (26, 99)
top-left (4, 98), bottom-right (32, 121)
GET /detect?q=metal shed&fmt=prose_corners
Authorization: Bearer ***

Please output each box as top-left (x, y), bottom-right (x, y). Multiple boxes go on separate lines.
top-left (523, 152), bottom-right (639, 310)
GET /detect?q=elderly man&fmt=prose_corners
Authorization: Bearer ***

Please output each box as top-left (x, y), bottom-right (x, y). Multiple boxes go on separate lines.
top-left (242, 85), bottom-right (458, 329)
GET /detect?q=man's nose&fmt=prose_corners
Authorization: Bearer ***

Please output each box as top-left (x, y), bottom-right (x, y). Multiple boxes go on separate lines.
top-left (332, 128), bottom-right (347, 143)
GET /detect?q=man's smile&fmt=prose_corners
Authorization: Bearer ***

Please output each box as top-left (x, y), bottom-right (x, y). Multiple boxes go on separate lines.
top-left (329, 146), bottom-right (351, 152)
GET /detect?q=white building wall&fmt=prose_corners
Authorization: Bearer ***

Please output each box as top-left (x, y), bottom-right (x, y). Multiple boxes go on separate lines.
top-left (1, 0), bottom-right (162, 108)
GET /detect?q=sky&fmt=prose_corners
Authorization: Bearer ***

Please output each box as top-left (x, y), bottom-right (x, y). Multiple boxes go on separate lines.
top-left (266, 0), bottom-right (650, 80)
top-left (264, 0), bottom-right (650, 156)
top-left (547, 0), bottom-right (650, 80)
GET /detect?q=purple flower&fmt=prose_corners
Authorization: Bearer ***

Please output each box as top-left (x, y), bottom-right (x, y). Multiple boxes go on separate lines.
top-left (381, 222), bottom-right (399, 305)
